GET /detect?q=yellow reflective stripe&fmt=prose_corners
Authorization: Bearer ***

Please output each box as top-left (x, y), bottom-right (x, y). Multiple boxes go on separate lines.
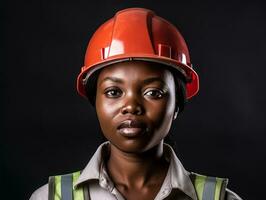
top-left (72, 171), bottom-right (80, 183)
top-left (73, 171), bottom-right (84, 200)
top-left (214, 177), bottom-right (223, 200)
top-left (74, 187), bottom-right (84, 200)
top-left (194, 174), bottom-right (207, 200)
top-left (54, 176), bottom-right (62, 200)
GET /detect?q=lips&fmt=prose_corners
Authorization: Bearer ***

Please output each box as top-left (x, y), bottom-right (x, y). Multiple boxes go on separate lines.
top-left (117, 120), bottom-right (146, 138)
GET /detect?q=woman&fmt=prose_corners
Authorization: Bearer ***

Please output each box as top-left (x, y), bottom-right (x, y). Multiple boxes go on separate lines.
top-left (30, 8), bottom-right (242, 200)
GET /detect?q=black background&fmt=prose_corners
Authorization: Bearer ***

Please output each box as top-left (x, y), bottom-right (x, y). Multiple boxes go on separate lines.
top-left (2, 0), bottom-right (266, 199)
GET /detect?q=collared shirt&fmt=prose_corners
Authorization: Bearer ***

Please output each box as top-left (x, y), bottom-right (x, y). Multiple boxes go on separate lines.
top-left (30, 142), bottom-right (242, 200)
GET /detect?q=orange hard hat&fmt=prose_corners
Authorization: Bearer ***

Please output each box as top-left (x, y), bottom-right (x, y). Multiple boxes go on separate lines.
top-left (77, 8), bottom-right (199, 100)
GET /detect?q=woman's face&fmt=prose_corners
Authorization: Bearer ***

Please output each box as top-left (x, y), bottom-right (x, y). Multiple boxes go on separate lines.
top-left (95, 61), bottom-right (176, 153)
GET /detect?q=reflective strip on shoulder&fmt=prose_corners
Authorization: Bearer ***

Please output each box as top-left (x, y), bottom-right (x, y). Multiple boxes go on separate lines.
top-left (214, 178), bottom-right (223, 200)
top-left (48, 171), bottom-right (85, 200)
top-left (73, 171), bottom-right (84, 200)
top-left (54, 175), bottom-right (62, 200)
top-left (202, 176), bottom-right (216, 200)
top-left (61, 174), bottom-right (73, 200)
top-left (192, 173), bottom-right (228, 200)
top-left (194, 173), bottom-right (207, 200)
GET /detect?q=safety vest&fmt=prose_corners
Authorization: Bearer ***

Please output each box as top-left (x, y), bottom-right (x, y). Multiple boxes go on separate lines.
top-left (48, 171), bottom-right (228, 200)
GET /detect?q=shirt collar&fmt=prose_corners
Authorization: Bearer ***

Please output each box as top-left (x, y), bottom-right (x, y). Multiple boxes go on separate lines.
top-left (74, 142), bottom-right (197, 200)
top-left (74, 142), bottom-right (109, 188)
top-left (164, 143), bottom-right (197, 199)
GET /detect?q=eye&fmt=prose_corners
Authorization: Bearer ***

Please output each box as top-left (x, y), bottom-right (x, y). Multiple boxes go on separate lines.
top-left (104, 87), bottom-right (123, 98)
top-left (144, 89), bottom-right (165, 99)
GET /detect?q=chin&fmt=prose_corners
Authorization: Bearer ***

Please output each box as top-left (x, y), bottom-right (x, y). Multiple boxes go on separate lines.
top-left (112, 138), bottom-right (162, 154)
top-left (111, 139), bottom-right (150, 153)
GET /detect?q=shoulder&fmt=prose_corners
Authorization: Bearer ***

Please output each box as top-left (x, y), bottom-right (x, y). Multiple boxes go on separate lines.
top-left (29, 184), bottom-right (48, 200)
top-left (225, 188), bottom-right (243, 200)
top-left (189, 172), bottom-right (243, 200)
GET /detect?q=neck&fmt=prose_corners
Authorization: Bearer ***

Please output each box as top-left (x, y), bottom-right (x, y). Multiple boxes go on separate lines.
top-left (106, 141), bottom-right (168, 188)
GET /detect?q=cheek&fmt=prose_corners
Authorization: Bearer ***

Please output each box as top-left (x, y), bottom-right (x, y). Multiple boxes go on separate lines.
top-left (96, 97), bottom-right (120, 130)
top-left (143, 97), bottom-right (175, 149)
top-left (146, 95), bottom-right (175, 126)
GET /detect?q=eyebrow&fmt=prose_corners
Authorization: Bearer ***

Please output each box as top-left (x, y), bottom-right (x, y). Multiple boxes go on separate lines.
top-left (100, 77), bottom-right (124, 85)
top-left (141, 77), bottom-right (166, 86)
top-left (100, 76), bottom-right (166, 86)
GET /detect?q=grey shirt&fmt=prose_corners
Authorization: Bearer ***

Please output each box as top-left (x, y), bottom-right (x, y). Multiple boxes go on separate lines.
top-left (30, 142), bottom-right (242, 200)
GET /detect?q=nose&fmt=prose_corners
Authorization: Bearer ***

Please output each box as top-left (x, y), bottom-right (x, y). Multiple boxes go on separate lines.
top-left (121, 96), bottom-right (144, 116)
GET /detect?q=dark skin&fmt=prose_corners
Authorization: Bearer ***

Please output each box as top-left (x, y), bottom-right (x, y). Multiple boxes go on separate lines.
top-left (95, 61), bottom-right (178, 200)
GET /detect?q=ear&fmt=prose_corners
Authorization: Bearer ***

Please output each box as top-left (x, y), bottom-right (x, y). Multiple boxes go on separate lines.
top-left (173, 106), bottom-right (179, 120)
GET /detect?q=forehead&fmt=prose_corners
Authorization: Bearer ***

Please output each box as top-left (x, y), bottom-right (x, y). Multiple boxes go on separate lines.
top-left (97, 61), bottom-right (173, 81)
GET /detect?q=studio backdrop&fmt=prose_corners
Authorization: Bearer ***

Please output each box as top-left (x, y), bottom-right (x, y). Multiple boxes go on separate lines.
top-left (2, 0), bottom-right (266, 199)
